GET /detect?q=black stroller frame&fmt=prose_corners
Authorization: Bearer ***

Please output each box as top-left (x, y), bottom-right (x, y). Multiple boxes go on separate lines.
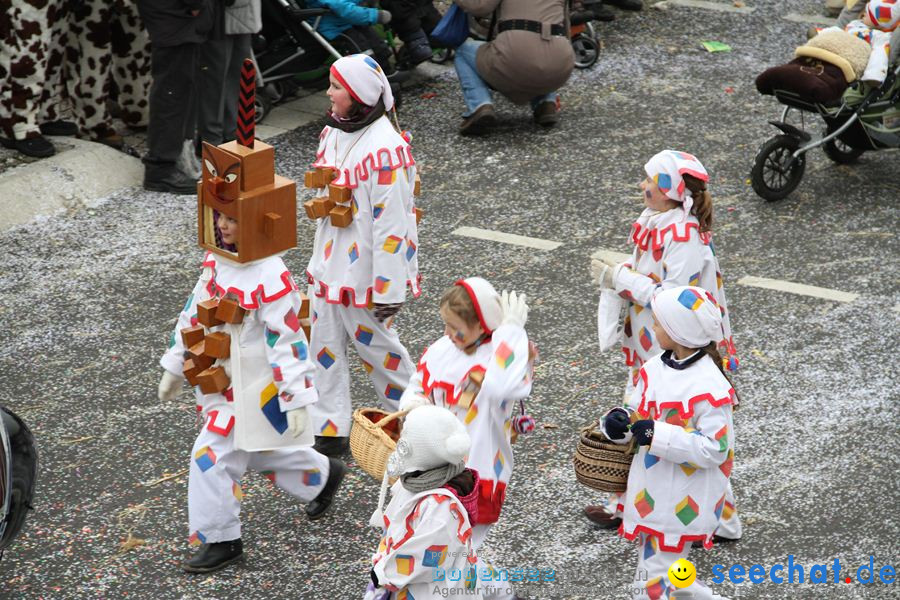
top-left (751, 60), bottom-right (900, 201)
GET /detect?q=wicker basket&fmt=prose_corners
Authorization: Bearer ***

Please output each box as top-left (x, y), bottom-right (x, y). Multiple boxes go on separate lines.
top-left (573, 421), bottom-right (635, 492)
top-left (350, 408), bottom-right (408, 481)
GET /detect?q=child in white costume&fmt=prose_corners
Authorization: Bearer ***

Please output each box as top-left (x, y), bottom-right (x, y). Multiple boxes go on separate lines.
top-left (601, 286), bottom-right (736, 600)
top-left (365, 405), bottom-right (482, 600)
top-left (587, 150), bottom-right (741, 541)
top-left (819, 0), bottom-right (900, 84)
top-left (158, 215), bottom-right (346, 573)
top-left (305, 54), bottom-right (420, 456)
top-left (399, 278), bottom-right (534, 600)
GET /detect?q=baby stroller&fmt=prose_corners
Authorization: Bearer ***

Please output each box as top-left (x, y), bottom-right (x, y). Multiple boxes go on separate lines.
top-left (570, 0), bottom-right (603, 69)
top-left (751, 60), bottom-right (900, 201)
top-left (255, 0), bottom-right (402, 122)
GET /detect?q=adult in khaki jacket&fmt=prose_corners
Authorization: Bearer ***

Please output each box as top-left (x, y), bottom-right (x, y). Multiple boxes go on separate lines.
top-left (453, 0), bottom-right (574, 135)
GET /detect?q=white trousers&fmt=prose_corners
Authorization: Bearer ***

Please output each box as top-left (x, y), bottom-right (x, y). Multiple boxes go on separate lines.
top-left (307, 297), bottom-right (414, 438)
top-left (471, 524), bottom-right (516, 600)
top-left (187, 404), bottom-right (329, 545)
top-left (632, 534), bottom-right (728, 600)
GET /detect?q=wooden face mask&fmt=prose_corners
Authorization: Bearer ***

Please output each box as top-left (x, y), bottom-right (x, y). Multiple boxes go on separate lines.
top-left (201, 142), bottom-right (242, 214)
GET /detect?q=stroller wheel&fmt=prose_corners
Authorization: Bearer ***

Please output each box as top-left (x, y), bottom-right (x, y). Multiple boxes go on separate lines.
top-left (822, 136), bottom-right (865, 164)
top-left (430, 48), bottom-right (454, 64)
top-left (255, 92), bottom-right (273, 125)
top-left (751, 134), bottom-right (806, 202)
top-left (572, 34), bottom-right (599, 69)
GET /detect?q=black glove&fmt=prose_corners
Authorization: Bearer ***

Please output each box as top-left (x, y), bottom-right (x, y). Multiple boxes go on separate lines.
top-left (370, 567), bottom-right (379, 587)
top-left (630, 420), bottom-right (654, 446)
top-left (603, 408), bottom-right (631, 440)
top-left (373, 302), bottom-right (403, 322)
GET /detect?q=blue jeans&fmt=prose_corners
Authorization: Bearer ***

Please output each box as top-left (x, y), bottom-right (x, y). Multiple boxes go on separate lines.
top-left (453, 40), bottom-right (559, 117)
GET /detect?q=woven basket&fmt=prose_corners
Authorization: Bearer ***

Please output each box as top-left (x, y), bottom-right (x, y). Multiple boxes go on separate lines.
top-left (350, 408), bottom-right (408, 481)
top-left (573, 421), bottom-right (635, 492)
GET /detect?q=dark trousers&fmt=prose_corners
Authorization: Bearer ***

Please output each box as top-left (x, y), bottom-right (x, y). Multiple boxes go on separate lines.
top-left (378, 0), bottom-right (440, 40)
top-left (145, 42), bottom-right (198, 172)
top-left (197, 33), bottom-right (252, 147)
top-left (332, 27), bottom-right (393, 74)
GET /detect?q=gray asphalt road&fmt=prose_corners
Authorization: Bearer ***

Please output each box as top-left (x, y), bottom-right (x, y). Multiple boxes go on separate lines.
top-left (1, 0), bottom-right (898, 598)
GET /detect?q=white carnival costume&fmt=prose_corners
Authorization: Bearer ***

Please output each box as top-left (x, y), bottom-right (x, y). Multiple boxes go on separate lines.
top-left (399, 279), bottom-right (534, 600)
top-left (161, 253), bottom-right (331, 544)
top-left (602, 286), bottom-right (735, 600)
top-left (305, 55), bottom-right (420, 440)
top-left (365, 406), bottom-right (483, 600)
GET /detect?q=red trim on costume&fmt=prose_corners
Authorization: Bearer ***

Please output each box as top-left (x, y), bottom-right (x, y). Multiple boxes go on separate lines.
top-left (210, 270), bottom-right (297, 309)
top-left (619, 523), bottom-right (714, 552)
top-left (635, 368), bottom-right (735, 419)
top-left (391, 492), bottom-right (473, 550)
top-left (329, 66), bottom-right (365, 105)
top-left (205, 410), bottom-right (235, 436)
top-left (310, 145), bottom-right (415, 188)
top-left (418, 361), bottom-right (486, 407)
top-left (454, 279), bottom-right (493, 334)
top-left (629, 220), bottom-right (711, 252)
top-left (306, 273), bottom-right (423, 308)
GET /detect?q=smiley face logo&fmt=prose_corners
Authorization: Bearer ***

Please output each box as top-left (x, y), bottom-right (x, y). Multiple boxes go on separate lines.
top-left (668, 558), bottom-right (696, 589)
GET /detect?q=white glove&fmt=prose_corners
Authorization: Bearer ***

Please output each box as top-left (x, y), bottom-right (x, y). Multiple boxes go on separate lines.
top-left (499, 290), bottom-right (529, 328)
top-left (591, 258), bottom-right (617, 289)
top-left (287, 407), bottom-right (308, 438)
top-left (158, 370), bottom-right (184, 402)
top-left (399, 391), bottom-right (430, 412)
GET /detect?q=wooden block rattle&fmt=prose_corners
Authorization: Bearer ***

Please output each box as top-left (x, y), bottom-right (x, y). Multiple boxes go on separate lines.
top-left (299, 293), bottom-right (310, 319)
top-left (415, 207), bottom-right (424, 225)
top-left (197, 299), bottom-right (223, 328)
top-left (216, 297), bottom-right (245, 324)
top-left (204, 331), bottom-right (231, 359)
top-left (180, 325), bottom-right (205, 349)
top-left (328, 183), bottom-right (352, 203)
top-left (183, 358), bottom-right (203, 387)
top-left (197, 366), bottom-right (230, 395)
top-left (413, 173), bottom-right (421, 197)
top-left (329, 205), bottom-right (353, 228)
top-left (188, 340), bottom-right (206, 361)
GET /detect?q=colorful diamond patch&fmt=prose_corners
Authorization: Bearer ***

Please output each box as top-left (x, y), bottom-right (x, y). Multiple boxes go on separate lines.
top-left (374, 276), bottom-right (391, 294)
top-left (383, 235), bottom-right (403, 254)
top-left (675, 495), bottom-right (700, 525)
top-left (317, 347), bottom-right (336, 369)
top-left (188, 530), bottom-right (207, 546)
top-left (348, 242), bottom-right (359, 264)
top-left (493, 450), bottom-right (504, 478)
top-left (677, 288), bottom-right (704, 311)
top-left (406, 240), bottom-right (417, 261)
top-left (719, 449), bottom-right (734, 477)
top-left (383, 352), bottom-right (401, 371)
top-left (233, 482), bottom-right (244, 502)
top-left (324, 239), bottom-right (333, 260)
top-left (194, 445), bottom-right (217, 472)
top-left (265, 327), bottom-right (280, 348)
top-left (422, 545), bottom-right (447, 567)
top-left (260, 382), bottom-right (288, 434)
top-left (284, 308), bottom-right (300, 332)
top-left (303, 468), bottom-right (322, 486)
top-left (495, 342), bottom-right (515, 369)
top-left (639, 327), bottom-right (653, 352)
top-left (634, 489), bottom-right (655, 518)
top-left (355, 325), bottom-right (374, 346)
top-left (291, 340), bottom-right (308, 360)
top-left (396, 554), bottom-right (414, 575)
top-left (320, 419), bottom-right (338, 436)
top-left (385, 384), bottom-right (403, 401)
top-left (378, 167), bottom-right (397, 185)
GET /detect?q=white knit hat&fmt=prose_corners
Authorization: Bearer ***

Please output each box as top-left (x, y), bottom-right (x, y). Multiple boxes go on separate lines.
top-left (369, 406), bottom-right (470, 527)
top-left (455, 277), bottom-right (502, 333)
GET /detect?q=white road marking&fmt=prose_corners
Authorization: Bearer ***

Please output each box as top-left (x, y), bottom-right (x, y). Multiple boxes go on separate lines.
top-left (736, 276), bottom-right (858, 303)
top-left (451, 227), bottom-right (563, 250)
top-left (656, 0), bottom-right (755, 14)
top-left (782, 12), bottom-right (836, 26)
top-left (590, 249), bottom-right (632, 264)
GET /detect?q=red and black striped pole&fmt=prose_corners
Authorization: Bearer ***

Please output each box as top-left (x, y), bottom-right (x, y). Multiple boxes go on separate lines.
top-left (237, 58), bottom-right (256, 148)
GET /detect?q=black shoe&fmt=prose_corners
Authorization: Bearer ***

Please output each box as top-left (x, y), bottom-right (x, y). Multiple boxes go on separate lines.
top-left (313, 435), bottom-right (350, 457)
top-left (692, 535), bottom-right (740, 548)
top-left (143, 167), bottom-right (198, 195)
top-left (589, 3), bottom-right (616, 20)
top-left (403, 29), bottom-right (433, 66)
top-left (584, 505), bottom-right (622, 529)
top-left (0, 135), bottom-right (55, 158)
top-left (306, 458), bottom-right (346, 520)
top-left (182, 539), bottom-right (244, 573)
top-left (386, 68), bottom-right (411, 84)
top-left (606, 0), bottom-right (642, 9)
top-left (533, 99), bottom-right (560, 127)
top-left (39, 120), bottom-right (78, 137)
top-left (459, 104), bottom-right (497, 136)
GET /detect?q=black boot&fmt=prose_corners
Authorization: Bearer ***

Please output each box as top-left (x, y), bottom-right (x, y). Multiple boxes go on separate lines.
top-left (313, 435), bottom-right (350, 457)
top-left (403, 29), bottom-right (433, 66)
top-left (182, 538), bottom-right (244, 573)
top-left (143, 165), bottom-right (198, 195)
top-left (306, 458), bottom-right (346, 520)
top-left (39, 120), bottom-right (78, 137)
top-left (0, 134), bottom-right (55, 158)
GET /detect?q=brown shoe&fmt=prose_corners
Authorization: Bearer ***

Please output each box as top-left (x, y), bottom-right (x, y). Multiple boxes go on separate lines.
top-left (533, 99), bottom-right (560, 127)
top-left (459, 104), bottom-right (497, 136)
top-left (584, 504), bottom-right (622, 529)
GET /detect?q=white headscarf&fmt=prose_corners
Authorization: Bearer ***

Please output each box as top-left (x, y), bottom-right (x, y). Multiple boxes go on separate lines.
top-left (643, 150), bottom-right (709, 220)
top-left (330, 54), bottom-right (394, 111)
top-left (650, 286), bottom-right (724, 349)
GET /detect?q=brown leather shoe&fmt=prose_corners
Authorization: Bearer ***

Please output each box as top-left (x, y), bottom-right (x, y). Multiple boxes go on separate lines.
top-left (533, 99), bottom-right (560, 127)
top-left (459, 104), bottom-right (497, 136)
top-left (584, 504), bottom-right (622, 529)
